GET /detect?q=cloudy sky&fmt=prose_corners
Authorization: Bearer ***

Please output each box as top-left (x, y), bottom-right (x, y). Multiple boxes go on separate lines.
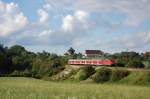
top-left (0, 0), bottom-right (150, 54)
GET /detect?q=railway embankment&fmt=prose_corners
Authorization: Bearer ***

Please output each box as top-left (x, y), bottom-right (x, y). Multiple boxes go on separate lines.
top-left (48, 65), bottom-right (150, 85)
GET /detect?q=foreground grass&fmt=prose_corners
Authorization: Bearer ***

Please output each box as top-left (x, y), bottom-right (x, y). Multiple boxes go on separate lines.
top-left (0, 77), bottom-right (150, 99)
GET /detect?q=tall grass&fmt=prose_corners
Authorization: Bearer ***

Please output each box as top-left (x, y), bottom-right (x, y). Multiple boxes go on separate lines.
top-left (0, 77), bottom-right (150, 99)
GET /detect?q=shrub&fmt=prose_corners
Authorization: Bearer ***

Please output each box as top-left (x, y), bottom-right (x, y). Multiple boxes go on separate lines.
top-left (111, 69), bottom-right (130, 81)
top-left (119, 71), bottom-right (150, 85)
top-left (145, 61), bottom-right (150, 69)
top-left (9, 70), bottom-right (32, 77)
top-left (48, 66), bottom-right (64, 77)
top-left (75, 69), bottom-right (87, 81)
top-left (22, 69), bottom-right (32, 77)
top-left (91, 67), bottom-right (112, 83)
top-left (75, 66), bottom-right (95, 81)
top-left (10, 70), bottom-right (23, 77)
top-left (115, 59), bottom-right (125, 67)
top-left (144, 71), bottom-right (150, 82)
top-left (82, 66), bottom-right (95, 76)
top-left (135, 71), bottom-right (150, 84)
top-left (115, 63), bottom-right (125, 67)
top-left (31, 71), bottom-right (42, 79)
top-left (126, 60), bottom-right (144, 68)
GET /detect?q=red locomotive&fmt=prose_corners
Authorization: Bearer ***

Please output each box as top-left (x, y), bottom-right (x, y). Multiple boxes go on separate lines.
top-left (68, 59), bottom-right (115, 66)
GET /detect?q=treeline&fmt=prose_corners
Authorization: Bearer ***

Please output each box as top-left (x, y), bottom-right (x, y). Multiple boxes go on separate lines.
top-left (0, 44), bottom-right (150, 79)
top-left (106, 52), bottom-right (150, 68)
top-left (0, 44), bottom-right (68, 78)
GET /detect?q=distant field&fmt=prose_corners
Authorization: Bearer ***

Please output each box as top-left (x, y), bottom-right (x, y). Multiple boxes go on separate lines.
top-left (0, 77), bottom-right (150, 99)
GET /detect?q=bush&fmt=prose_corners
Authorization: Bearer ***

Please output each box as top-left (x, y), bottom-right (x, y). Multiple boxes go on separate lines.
top-left (115, 59), bottom-right (125, 67)
top-left (120, 71), bottom-right (150, 85)
top-left (111, 69), bottom-right (130, 81)
top-left (134, 71), bottom-right (150, 84)
top-left (115, 63), bottom-right (125, 67)
top-left (126, 60), bottom-right (144, 68)
top-left (144, 71), bottom-right (150, 82)
top-left (91, 67), bottom-right (112, 83)
top-left (22, 69), bottom-right (32, 77)
top-left (82, 66), bottom-right (95, 76)
top-left (75, 69), bottom-right (88, 81)
top-left (9, 70), bottom-right (32, 77)
top-left (31, 71), bottom-right (42, 79)
top-left (145, 61), bottom-right (150, 69)
top-left (10, 70), bottom-right (22, 77)
top-left (75, 66), bottom-right (95, 81)
top-left (48, 66), bottom-right (64, 77)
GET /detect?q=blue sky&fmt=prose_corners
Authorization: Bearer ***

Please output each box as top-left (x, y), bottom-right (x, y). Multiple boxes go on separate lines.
top-left (0, 0), bottom-right (150, 54)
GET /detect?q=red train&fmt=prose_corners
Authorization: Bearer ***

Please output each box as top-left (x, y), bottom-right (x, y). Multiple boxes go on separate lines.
top-left (68, 59), bottom-right (115, 66)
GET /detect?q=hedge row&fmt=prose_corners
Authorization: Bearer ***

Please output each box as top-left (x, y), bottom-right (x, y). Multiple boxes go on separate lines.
top-left (74, 66), bottom-right (130, 83)
top-left (91, 67), bottom-right (130, 83)
top-left (75, 66), bottom-right (95, 81)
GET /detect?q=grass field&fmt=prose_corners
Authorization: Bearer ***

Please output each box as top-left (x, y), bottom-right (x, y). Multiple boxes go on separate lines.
top-left (0, 77), bottom-right (150, 99)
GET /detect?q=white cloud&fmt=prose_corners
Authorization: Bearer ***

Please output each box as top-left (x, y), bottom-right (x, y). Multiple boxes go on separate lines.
top-left (74, 10), bottom-right (89, 23)
top-left (38, 9), bottom-right (49, 23)
top-left (75, 0), bottom-right (150, 26)
top-left (139, 32), bottom-right (150, 44)
top-left (115, 0), bottom-right (150, 26)
top-left (1, 0), bottom-right (150, 53)
top-left (15, 10), bottom-right (90, 46)
top-left (38, 29), bottom-right (52, 37)
top-left (46, 0), bottom-right (150, 27)
top-left (35, 10), bottom-right (90, 46)
top-left (46, 0), bottom-right (73, 11)
top-left (6, 2), bottom-right (19, 14)
top-left (0, 1), bottom-right (90, 51)
top-left (43, 4), bottom-right (52, 11)
top-left (61, 15), bottom-right (74, 32)
top-left (61, 10), bottom-right (89, 32)
top-left (97, 32), bottom-right (150, 52)
top-left (0, 1), bottom-right (28, 37)
top-left (36, 29), bottom-right (52, 44)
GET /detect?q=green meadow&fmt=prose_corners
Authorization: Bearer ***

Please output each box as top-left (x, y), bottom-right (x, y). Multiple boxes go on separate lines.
top-left (0, 77), bottom-right (150, 99)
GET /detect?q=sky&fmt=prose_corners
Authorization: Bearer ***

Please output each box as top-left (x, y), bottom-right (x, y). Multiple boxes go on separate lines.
top-left (0, 0), bottom-right (150, 54)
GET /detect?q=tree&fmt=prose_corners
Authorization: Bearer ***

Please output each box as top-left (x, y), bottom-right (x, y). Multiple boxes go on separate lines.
top-left (126, 60), bottom-right (144, 68)
top-left (0, 44), bottom-right (5, 66)
top-left (112, 51), bottom-right (143, 67)
top-left (37, 51), bottom-right (50, 60)
top-left (8, 45), bottom-right (26, 56)
top-left (32, 53), bottom-right (65, 77)
top-left (0, 44), bottom-right (7, 73)
top-left (76, 52), bottom-right (83, 59)
top-left (75, 66), bottom-right (95, 81)
top-left (145, 61), bottom-right (150, 69)
top-left (68, 47), bottom-right (75, 55)
top-left (0, 44), bottom-right (66, 77)
top-left (92, 67), bottom-right (112, 83)
top-left (7, 45), bottom-right (33, 71)
top-left (65, 47), bottom-right (78, 59)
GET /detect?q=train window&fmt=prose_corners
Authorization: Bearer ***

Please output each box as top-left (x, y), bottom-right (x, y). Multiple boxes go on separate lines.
top-left (98, 61), bottom-right (102, 64)
top-left (77, 61), bottom-right (80, 64)
top-left (93, 61), bottom-right (97, 64)
top-left (81, 61), bottom-right (85, 63)
top-left (86, 61), bottom-right (90, 64)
